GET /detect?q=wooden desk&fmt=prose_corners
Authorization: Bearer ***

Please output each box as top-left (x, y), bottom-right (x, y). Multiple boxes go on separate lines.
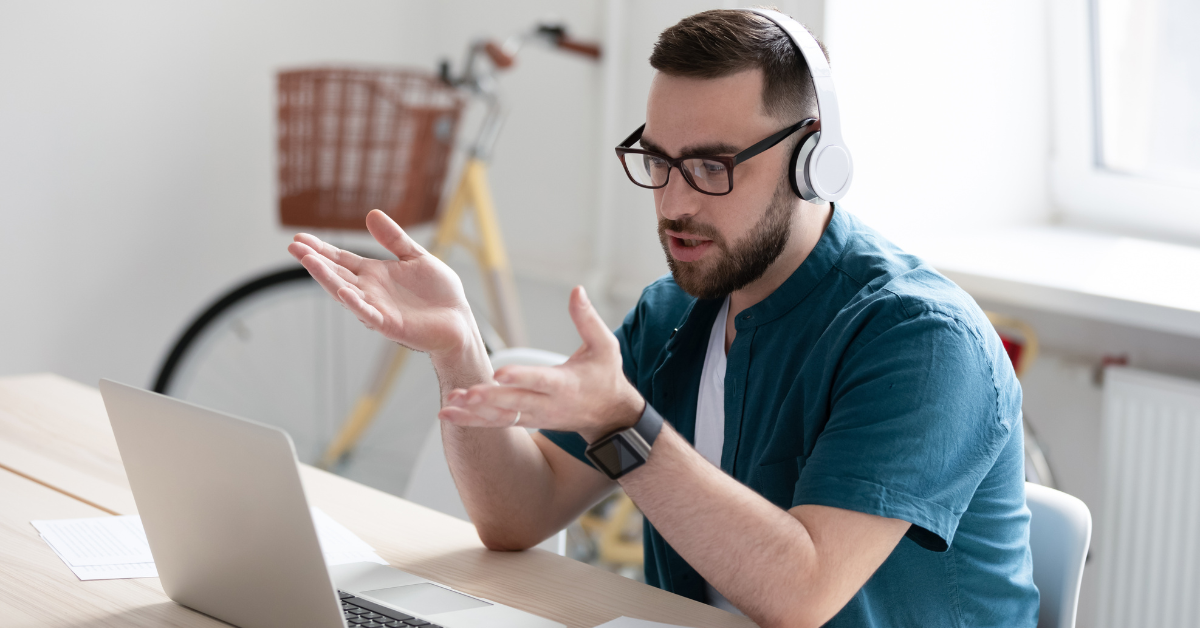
top-left (0, 467), bottom-right (229, 626)
top-left (0, 374), bottom-right (753, 628)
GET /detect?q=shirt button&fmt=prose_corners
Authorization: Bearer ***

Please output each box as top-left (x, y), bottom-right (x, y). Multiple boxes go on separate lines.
top-left (742, 314), bottom-right (752, 320)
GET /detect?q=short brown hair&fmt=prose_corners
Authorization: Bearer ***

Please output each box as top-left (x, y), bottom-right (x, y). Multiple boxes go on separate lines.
top-left (649, 9), bottom-right (828, 123)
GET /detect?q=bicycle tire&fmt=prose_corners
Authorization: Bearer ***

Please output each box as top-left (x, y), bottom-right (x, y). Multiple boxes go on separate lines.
top-left (151, 264), bottom-right (444, 495)
top-left (153, 266), bottom-right (313, 395)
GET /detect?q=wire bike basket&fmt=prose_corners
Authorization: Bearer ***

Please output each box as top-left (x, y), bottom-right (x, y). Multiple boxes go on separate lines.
top-left (277, 67), bottom-right (464, 230)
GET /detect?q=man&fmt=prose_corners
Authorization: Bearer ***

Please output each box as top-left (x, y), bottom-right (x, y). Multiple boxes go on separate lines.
top-left (289, 9), bottom-right (1039, 628)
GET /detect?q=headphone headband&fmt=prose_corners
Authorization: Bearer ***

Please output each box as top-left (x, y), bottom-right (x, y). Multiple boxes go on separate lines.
top-left (742, 8), bottom-right (853, 202)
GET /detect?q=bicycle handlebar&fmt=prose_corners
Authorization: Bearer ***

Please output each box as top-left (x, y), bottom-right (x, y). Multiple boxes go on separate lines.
top-left (552, 35), bottom-right (601, 59)
top-left (482, 41), bottom-right (515, 69)
top-left (477, 30), bottom-right (601, 75)
top-left (443, 22), bottom-right (601, 161)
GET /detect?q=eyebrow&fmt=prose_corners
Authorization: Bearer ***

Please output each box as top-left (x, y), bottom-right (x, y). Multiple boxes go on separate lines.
top-left (638, 136), bottom-right (741, 158)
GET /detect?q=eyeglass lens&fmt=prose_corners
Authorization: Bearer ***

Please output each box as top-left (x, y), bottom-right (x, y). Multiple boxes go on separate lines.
top-left (620, 152), bottom-right (730, 194)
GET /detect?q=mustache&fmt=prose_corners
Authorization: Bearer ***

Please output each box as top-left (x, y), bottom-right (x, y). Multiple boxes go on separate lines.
top-left (657, 217), bottom-right (725, 247)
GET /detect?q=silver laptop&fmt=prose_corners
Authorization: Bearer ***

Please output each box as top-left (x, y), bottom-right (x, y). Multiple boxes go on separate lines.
top-left (99, 379), bottom-right (564, 628)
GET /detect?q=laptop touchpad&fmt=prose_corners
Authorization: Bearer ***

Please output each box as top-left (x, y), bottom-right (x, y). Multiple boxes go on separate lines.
top-left (363, 583), bottom-right (492, 615)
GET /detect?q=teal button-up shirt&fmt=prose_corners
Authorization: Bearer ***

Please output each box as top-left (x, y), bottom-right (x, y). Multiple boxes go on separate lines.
top-left (544, 207), bottom-right (1039, 627)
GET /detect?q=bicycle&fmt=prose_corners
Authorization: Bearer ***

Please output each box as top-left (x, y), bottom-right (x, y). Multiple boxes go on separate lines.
top-left (153, 24), bottom-right (601, 489)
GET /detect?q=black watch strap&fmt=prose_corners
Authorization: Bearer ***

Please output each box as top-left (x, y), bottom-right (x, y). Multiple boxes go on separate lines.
top-left (584, 403), bottom-right (664, 480)
top-left (630, 402), bottom-right (664, 447)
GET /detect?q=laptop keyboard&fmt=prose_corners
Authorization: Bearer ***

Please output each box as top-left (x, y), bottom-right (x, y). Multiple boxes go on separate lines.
top-left (339, 590), bottom-right (443, 628)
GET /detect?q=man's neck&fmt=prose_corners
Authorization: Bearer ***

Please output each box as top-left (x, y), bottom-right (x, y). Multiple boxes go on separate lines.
top-left (725, 200), bottom-right (833, 352)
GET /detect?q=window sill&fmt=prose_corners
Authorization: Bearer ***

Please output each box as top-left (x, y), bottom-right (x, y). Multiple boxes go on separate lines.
top-left (892, 225), bottom-right (1200, 340)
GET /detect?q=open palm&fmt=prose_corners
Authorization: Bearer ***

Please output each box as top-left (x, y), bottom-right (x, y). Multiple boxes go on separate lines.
top-left (287, 210), bottom-right (477, 357)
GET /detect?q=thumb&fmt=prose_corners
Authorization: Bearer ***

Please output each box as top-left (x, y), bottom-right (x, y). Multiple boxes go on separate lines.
top-left (569, 286), bottom-right (614, 351)
top-left (366, 209), bottom-right (424, 259)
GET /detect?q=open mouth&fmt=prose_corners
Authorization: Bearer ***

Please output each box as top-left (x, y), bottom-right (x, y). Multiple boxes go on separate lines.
top-left (666, 232), bottom-right (715, 262)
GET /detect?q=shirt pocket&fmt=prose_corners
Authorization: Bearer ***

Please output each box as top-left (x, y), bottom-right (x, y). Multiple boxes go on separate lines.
top-left (750, 456), bottom-right (803, 509)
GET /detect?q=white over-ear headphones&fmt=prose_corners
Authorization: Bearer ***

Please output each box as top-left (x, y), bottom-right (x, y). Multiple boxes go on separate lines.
top-left (743, 8), bottom-right (853, 203)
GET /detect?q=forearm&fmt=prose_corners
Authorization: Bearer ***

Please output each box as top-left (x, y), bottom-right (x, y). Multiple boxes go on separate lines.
top-left (432, 337), bottom-right (592, 550)
top-left (429, 321), bottom-right (492, 402)
top-left (441, 423), bottom-right (576, 549)
top-left (619, 425), bottom-right (823, 627)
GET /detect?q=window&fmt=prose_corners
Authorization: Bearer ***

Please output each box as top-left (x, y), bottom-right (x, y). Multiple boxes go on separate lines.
top-left (1095, 0), bottom-right (1200, 186)
top-left (1050, 0), bottom-right (1200, 242)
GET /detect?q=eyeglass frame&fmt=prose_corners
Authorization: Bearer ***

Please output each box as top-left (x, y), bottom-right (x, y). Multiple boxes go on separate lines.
top-left (614, 118), bottom-right (818, 197)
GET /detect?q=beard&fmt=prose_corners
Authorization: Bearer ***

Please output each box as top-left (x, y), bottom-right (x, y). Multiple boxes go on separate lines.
top-left (658, 177), bottom-right (795, 300)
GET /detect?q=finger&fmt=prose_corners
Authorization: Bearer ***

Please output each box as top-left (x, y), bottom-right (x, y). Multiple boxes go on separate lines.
top-left (438, 405), bottom-right (523, 429)
top-left (463, 383), bottom-right (550, 414)
top-left (568, 286), bottom-right (616, 351)
top-left (366, 210), bottom-right (425, 260)
top-left (493, 365), bottom-right (564, 394)
top-left (299, 253), bottom-right (354, 303)
top-left (291, 241), bottom-right (360, 286)
top-left (294, 233), bottom-right (365, 274)
top-left (439, 404), bottom-right (516, 426)
top-left (287, 241), bottom-right (310, 263)
top-left (338, 287), bottom-right (384, 330)
top-left (445, 388), bottom-right (468, 407)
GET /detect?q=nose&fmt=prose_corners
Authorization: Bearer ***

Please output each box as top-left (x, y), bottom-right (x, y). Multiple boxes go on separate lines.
top-left (655, 165), bottom-right (701, 221)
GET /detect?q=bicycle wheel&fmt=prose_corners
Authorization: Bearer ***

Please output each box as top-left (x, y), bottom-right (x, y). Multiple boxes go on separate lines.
top-left (152, 265), bottom-right (444, 495)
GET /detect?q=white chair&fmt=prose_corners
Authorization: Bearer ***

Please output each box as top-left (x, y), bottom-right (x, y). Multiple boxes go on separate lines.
top-left (1026, 482), bottom-right (1092, 628)
top-left (403, 348), bottom-right (570, 555)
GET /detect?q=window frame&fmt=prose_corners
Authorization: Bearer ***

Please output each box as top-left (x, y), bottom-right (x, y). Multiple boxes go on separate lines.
top-left (1050, 0), bottom-right (1200, 243)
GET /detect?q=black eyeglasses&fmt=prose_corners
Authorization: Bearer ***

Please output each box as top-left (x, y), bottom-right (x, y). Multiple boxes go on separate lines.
top-left (614, 118), bottom-right (817, 196)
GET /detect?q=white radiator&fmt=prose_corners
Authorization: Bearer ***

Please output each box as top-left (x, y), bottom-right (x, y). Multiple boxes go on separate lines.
top-left (1096, 367), bottom-right (1200, 628)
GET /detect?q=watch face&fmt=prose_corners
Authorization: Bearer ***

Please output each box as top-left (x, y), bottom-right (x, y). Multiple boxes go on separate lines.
top-left (590, 434), bottom-right (647, 477)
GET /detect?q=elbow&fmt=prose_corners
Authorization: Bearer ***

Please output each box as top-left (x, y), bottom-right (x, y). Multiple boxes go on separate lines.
top-left (478, 535), bottom-right (528, 552)
top-left (475, 522), bottom-right (538, 552)
top-left (747, 588), bottom-right (834, 628)
top-left (476, 529), bottom-right (527, 552)
top-left (762, 619), bottom-right (822, 628)
top-left (754, 612), bottom-right (824, 628)
top-left (750, 611), bottom-right (796, 628)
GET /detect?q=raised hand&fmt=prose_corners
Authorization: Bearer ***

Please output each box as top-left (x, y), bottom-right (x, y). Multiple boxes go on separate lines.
top-left (439, 286), bottom-right (645, 442)
top-left (287, 210), bottom-right (482, 361)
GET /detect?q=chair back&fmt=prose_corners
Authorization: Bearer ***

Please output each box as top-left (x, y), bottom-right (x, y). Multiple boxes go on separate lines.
top-left (1026, 482), bottom-right (1092, 628)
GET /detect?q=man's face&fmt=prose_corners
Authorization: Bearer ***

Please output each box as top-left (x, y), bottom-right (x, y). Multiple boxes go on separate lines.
top-left (642, 69), bottom-right (798, 299)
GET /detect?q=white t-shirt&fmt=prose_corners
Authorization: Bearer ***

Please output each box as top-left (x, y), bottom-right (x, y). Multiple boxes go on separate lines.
top-left (693, 297), bottom-right (743, 616)
top-left (694, 297), bottom-right (729, 468)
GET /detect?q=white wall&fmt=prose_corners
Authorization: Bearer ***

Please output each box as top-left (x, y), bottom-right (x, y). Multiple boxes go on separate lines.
top-left (0, 0), bottom-right (438, 386)
top-left (823, 0), bottom-right (1053, 241)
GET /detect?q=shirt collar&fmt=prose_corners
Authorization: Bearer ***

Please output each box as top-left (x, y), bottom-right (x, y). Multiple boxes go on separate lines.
top-left (732, 203), bottom-right (852, 330)
top-left (662, 204), bottom-right (853, 348)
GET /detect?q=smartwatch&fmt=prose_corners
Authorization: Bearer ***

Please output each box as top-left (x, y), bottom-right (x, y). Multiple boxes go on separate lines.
top-left (584, 403), bottom-right (664, 480)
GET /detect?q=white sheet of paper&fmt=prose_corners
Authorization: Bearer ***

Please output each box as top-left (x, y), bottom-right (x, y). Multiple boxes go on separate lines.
top-left (311, 507), bottom-right (389, 567)
top-left (36, 530), bottom-right (159, 579)
top-left (32, 507), bottom-right (385, 581)
top-left (592, 618), bottom-right (696, 628)
top-left (31, 516), bottom-right (152, 566)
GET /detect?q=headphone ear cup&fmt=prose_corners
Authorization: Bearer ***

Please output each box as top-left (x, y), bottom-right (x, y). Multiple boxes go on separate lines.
top-left (790, 130), bottom-right (821, 201)
top-left (788, 135), bottom-right (805, 199)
